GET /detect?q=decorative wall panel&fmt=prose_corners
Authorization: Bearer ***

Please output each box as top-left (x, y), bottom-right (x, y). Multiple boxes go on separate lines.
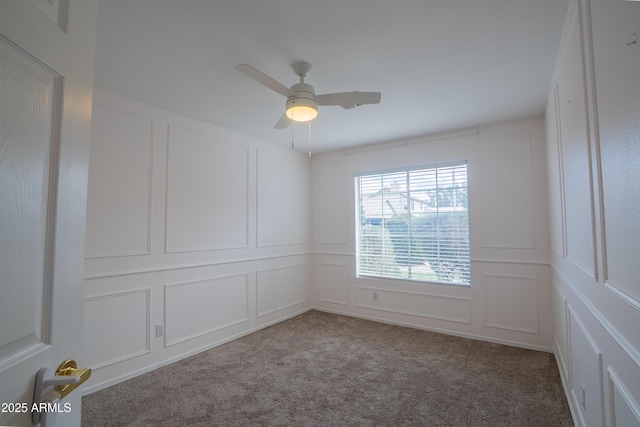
top-left (256, 264), bottom-right (309, 317)
top-left (312, 159), bottom-right (349, 245)
top-left (589, 0), bottom-right (640, 307)
top-left (256, 149), bottom-right (309, 247)
top-left (83, 289), bottom-right (150, 369)
top-left (86, 105), bottom-right (153, 257)
top-left (552, 282), bottom-right (569, 379)
top-left (546, 88), bottom-right (565, 258)
top-left (316, 263), bottom-right (349, 305)
top-left (165, 274), bottom-right (249, 346)
top-left (556, 10), bottom-right (596, 276)
top-left (165, 125), bottom-right (249, 252)
top-left (357, 287), bottom-right (472, 324)
top-left (480, 131), bottom-right (535, 249)
top-left (484, 274), bottom-right (539, 334)
top-left (608, 367), bottom-right (640, 427)
top-left (569, 306), bottom-right (604, 427)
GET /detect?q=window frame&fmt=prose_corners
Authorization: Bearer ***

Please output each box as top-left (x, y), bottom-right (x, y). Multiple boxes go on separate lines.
top-left (354, 161), bottom-right (471, 286)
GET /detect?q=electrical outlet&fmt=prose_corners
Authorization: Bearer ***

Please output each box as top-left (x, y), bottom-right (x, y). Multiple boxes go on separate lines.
top-left (373, 292), bottom-right (379, 301)
top-left (156, 323), bottom-right (164, 337)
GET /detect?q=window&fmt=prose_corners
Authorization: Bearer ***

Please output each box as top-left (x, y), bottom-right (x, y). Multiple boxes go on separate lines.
top-left (355, 162), bottom-right (470, 285)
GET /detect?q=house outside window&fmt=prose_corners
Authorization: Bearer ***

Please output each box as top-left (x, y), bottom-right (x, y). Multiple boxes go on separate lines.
top-left (355, 162), bottom-right (470, 285)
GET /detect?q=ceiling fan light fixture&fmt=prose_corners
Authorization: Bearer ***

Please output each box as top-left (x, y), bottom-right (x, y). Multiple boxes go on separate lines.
top-left (285, 97), bottom-right (318, 122)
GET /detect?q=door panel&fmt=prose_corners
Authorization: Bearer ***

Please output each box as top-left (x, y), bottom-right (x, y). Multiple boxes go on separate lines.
top-left (0, 36), bottom-right (60, 368)
top-left (0, 1), bottom-right (97, 426)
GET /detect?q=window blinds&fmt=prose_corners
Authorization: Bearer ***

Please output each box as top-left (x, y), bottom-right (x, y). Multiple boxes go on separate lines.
top-left (355, 162), bottom-right (470, 285)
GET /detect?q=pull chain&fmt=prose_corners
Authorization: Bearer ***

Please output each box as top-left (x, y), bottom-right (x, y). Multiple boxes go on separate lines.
top-left (308, 121), bottom-right (312, 158)
top-left (291, 110), bottom-right (295, 149)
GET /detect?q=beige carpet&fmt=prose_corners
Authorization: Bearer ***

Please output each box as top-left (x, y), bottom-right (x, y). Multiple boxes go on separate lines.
top-left (82, 310), bottom-right (573, 426)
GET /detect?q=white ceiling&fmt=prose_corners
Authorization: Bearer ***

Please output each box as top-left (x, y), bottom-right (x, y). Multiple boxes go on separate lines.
top-left (94, 0), bottom-right (569, 153)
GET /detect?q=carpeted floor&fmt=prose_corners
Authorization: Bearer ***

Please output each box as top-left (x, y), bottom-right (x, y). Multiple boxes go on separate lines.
top-left (82, 310), bottom-right (574, 426)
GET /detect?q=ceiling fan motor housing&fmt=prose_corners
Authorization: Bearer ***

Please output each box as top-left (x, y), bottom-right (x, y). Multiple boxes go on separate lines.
top-left (286, 83), bottom-right (318, 121)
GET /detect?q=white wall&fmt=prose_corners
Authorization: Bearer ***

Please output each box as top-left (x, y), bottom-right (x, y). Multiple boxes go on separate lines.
top-left (82, 89), bottom-right (312, 393)
top-left (311, 116), bottom-right (553, 351)
top-left (546, 0), bottom-right (640, 426)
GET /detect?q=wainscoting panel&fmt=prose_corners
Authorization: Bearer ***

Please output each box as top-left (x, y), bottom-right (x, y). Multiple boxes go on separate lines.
top-left (164, 273), bottom-right (249, 346)
top-left (552, 281), bottom-right (570, 381)
top-left (256, 264), bottom-right (309, 317)
top-left (484, 274), bottom-right (539, 334)
top-left (256, 148), bottom-right (310, 247)
top-left (83, 289), bottom-right (151, 369)
top-left (555, 7), bottom-right (596, 277)
top-left (608, 367), bottom-right (640, 427)
top-left (85, 104), bottom-right (153, 258)
top-left (356, 287), bottom-right (472, 324)
top-left (479, 131), bottom-right (536, 249)
top-left (569, 305), bottom-right (604, 427)
top-left (316, 262), bottom-right (349, 305)
top-left (312, 158), bottom-right (349, 246)
top-left (165, 124), bottom-right (249, 253)
top-left (546, 88), bottom-right (565, 259)
top-left (589, 0), bottom-right (640, 307)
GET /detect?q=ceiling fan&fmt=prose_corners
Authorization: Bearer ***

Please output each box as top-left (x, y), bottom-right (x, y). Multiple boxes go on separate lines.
top-left (235, 61), bottom-right (381, 129)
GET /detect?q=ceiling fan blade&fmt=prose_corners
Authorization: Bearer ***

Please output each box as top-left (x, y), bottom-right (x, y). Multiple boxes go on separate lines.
top-left (235, 64), bottom-right (294, 98)
top-left (316, 92), bottom-right (381, 109)
top-left (274, 113), bottom-right (291, 129)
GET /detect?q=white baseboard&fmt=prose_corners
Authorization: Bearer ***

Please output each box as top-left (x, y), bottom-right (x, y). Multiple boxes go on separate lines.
top-left (312, 306), bottom-right (554, 353)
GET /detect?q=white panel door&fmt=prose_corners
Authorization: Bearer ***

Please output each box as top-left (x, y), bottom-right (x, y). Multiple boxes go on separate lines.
top-left (0, 1), bottom-right (97, 426)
